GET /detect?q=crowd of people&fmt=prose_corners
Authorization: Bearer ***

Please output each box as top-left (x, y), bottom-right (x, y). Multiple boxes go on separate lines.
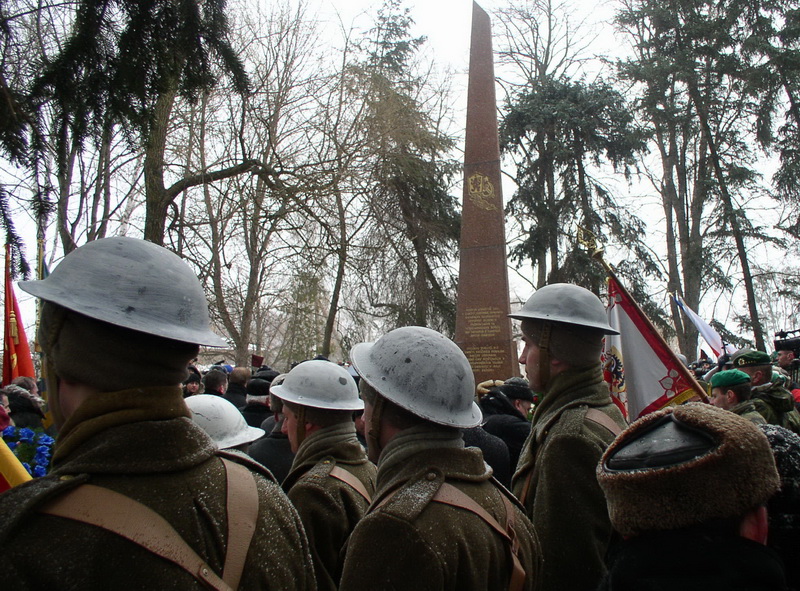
top-left (0, 236), bottom-right (799, 590)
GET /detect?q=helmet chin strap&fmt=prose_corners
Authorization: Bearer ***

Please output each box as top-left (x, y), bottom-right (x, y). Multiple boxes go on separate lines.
top-left (367, 395), bottom-right (385, 461)
top-left (538, 323), bottom-right (552, 390)
top-left (295, 405), bottom-right (307, 449)
top-left (42, 357), bottom-right (66, 429)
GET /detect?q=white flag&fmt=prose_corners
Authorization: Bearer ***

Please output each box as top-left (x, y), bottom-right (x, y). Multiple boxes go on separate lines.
top-left (672, 293), bottom-right (734, 358)
top-left (603, 277), bottom-right (706, 420)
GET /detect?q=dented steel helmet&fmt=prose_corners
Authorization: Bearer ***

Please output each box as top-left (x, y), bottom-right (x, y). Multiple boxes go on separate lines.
top-left (509, 283), bottom-right (618, 334)
top-left (350, 326), bottom-right (481, 428)
top-left (270, 359), bottom-right (362, 411)
top-left (18, 236), bottom-right (227, 347)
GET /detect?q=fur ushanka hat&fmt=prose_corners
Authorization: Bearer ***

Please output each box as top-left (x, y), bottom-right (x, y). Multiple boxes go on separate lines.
top-left (597, 402), bottom-right (780, 537)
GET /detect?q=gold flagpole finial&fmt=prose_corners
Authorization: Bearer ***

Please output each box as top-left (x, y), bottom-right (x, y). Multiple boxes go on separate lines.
top-left (577, 226), bottom-right (613, 273)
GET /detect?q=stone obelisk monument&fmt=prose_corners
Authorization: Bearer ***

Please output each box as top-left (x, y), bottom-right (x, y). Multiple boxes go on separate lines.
top-left (455, 2), bottom-right (518, 383)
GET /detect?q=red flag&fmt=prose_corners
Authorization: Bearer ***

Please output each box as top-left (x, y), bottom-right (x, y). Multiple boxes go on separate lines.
top-left (3, 244), bottom-right (35, 384)
top-left (602, 274), bottom-right (707, 420)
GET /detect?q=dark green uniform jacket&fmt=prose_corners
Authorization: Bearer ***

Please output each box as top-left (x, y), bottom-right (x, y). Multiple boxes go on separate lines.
top-left (0, 386), bottom-right (316, 590)
top-left (752, 378), bottom-right (800, 434)
top-left (339, 424), bottom-right (542, 591)
top-left (731, 399), bottom-right (768, 425)
top-left (283, 423), bottom-right (376, 591)
top-left (512, 364), bottom-right (627, 591)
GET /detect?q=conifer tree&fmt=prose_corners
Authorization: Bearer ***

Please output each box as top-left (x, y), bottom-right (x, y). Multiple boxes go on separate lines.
top-left (356, 0), bottom-right (460, 331)
top-left (31, 0), bottom-right (250, 245)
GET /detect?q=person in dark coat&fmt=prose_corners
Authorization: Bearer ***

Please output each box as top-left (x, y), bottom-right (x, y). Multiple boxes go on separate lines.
top-left (181, 371), bottom-right (202, 398)
top-left (240, 377), bottom-right (273, 428)
top-left (479, 377), bottom-right (533, 470)
top-left (510, 284), bottom-right (626, 591)
top-left (224, 366), bottom-right (250, 408)
top-left (708, 369), bottom-right (766, 425)
top-left (462, 425), bottom-right (512, 488)
top-left (3, 385), bottom-right (46, 430)
top-left (597, 403), bottom-right (787, 591)
top-left (202, 367), bottom-right (228, 397)
top-left (273, 360), bottom-right (376, 591)
top-left (0, 237), bottom-right (315, 589)
top-left (732, 349), bottom-right (800, 433)
top-left (248, 382), bottom-right (295, 483)
top-left (340, 327), bottom-right (541, 591)
top-left (759, 424), bottom-right (800, 591)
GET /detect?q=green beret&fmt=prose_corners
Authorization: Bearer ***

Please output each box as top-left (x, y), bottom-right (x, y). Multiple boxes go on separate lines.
top-left (731, 349), bottom-right (771, 368)
top-left (710, 369), bottom-right (750, 389)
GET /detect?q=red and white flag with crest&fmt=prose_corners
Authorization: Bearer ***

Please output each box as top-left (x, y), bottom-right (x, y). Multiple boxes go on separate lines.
top-left (602, 275), bottom-right (707, 420)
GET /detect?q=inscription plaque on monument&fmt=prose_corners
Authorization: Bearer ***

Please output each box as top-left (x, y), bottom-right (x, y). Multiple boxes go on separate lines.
top-left (454, 2), bottom-right (519, 384)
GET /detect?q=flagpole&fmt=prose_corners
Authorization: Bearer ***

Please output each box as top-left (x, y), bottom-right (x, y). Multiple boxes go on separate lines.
top-left (0, 438), bottom-right (32, 492)
top-left (581, 232), bottom-right (709, 404)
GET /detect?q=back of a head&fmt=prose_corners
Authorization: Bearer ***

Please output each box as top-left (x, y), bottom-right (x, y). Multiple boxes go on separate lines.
top-left (38, 303), bottom-right (201, 393)
top-left (268, 374), bottom-right (288, 413)
top-left (3, 385), bottom-right (45, 428)
top-left (229, 367), bottom-right (250, 386)
top-left (18, 237), bottom-right (225, 413)
top-left (246, 378), bottom-right (271, 399)
top-left (254, 367), bottom-right (280, 383)
top-left (759, 424), bottom-right (800, 531)
top-left (11, 376), bottom-right (36, 392)
top-left (270, 360), bottom-right (361, 412)
top-left (349, 326), bottom-right (481, 428)
top-left (203, 369), bottom-right (228, 393)
top-left (186, 394), bottom-right (264, 449)
top-left (598, 403), bottom-right (780, 537)
top-left (19, 237), bottom-right (226, 348)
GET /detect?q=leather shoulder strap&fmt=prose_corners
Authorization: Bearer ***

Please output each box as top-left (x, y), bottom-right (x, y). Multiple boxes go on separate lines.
top-left (498, 492), bottom-right (527, 591)
top-left (38, 484), bottom-right (232, 591)
top-left (585, 407), bottom-right (624, 437)
top-left (329, 465), bottom-right (372, 503)
top-left (516, 468), bottom-right (535, 510)
top-left (37, 459), bottom-right (261, 591)
top-left (217, 448), bottom-right (277, 483)
top-left (221, 458), bottom-right (260, 590)
top-left (432, 483), bottom-right (526, 591)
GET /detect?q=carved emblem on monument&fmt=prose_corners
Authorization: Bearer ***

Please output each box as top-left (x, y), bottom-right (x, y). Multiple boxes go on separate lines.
top-left (467, 173), bottom-right (498, 211)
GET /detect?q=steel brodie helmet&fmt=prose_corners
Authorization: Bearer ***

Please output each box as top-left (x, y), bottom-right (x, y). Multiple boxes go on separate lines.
top-left (18, 236), bottom-right (227, 346)
top-left (509, 282), bottom-right (618, 334)
top-left (271, 359), bottom-right (362, 410)
top-left (350, 326), bottom-right (481, 428)
top-left (186, 394), bottom-right (264, 449)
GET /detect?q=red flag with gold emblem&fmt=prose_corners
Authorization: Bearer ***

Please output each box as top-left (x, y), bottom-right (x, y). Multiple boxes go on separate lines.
top-left (3, 244), bottom-right (35, 384)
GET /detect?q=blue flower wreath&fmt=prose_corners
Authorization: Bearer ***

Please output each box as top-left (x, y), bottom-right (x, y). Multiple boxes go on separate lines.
top-left (2, 426), bottom-right (55, 477)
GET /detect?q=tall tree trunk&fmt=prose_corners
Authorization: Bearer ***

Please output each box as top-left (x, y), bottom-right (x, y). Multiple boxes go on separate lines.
top-left (685, 79), bottom-right (765, 350)
top-left (56, 119), bottom-right (79, 254)
top-left (322, 187), bottom-right (348, 357)
top-left (143, 86), bottom-right (178, 245)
